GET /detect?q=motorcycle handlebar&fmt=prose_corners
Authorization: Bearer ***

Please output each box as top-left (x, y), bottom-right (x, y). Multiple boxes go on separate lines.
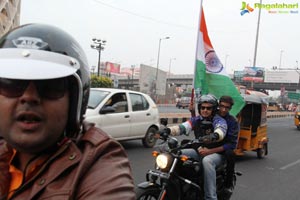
top-left (179, 138), bottom-right (204, 149)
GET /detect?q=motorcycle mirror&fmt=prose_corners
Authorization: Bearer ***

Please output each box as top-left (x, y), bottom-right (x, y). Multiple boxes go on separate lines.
top-left (168, 137), bottom-right (178, 149)
top-left (160, 118), bottom-right (168, 126)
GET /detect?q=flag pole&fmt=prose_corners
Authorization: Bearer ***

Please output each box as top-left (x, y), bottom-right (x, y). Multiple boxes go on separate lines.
top-left (190, 1), bottom-right (245, 116)
top-left (190, 0), bottom-right (203, 116)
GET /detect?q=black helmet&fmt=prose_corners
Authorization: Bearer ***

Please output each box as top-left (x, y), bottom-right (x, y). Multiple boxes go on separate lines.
top-left (0, 23), bottom-right (90, 137)
top-left (197, 94), bottom-right (218, 112)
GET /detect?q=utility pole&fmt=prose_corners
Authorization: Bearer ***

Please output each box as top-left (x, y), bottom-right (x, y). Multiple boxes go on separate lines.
top-left (154, 36), bottom-right (170, 101)
top-left (252, 0), bottom-right (262, 89)
top-left (131, 65), bottom-right (135, 90)
top-left (91, 38), bottom-right (106, 77)
top-left (279, 50), bottom-right (284, 69)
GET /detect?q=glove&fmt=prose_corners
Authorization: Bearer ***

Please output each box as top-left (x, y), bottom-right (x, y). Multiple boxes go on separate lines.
top-left (199, 132), bottom-right (219, 144)
top-left (159, 128), bottom-right (171, 140)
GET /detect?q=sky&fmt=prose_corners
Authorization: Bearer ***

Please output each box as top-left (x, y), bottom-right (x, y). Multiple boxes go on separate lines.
top-left (20, 0), bottom-right (300, 75)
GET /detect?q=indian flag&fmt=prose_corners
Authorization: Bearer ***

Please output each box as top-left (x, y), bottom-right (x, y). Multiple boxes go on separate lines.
top-left (194, 6), bottom-right (245, 116)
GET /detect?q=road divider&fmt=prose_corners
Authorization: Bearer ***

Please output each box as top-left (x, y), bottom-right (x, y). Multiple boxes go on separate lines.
top-left (160, 111), bottom-right (294, 124)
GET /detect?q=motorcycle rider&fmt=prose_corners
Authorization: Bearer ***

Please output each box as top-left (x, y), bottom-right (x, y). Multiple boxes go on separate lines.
top-left (0, 24), bottom-right (135, 199)
top-left (159, 94), bottom-right (227, 200)
top-left (189, 95), bottom-right (239, 197)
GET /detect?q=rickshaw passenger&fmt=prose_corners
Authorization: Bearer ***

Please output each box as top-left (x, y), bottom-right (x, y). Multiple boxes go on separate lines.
top-left (240, 106), bottom-right (252, 128)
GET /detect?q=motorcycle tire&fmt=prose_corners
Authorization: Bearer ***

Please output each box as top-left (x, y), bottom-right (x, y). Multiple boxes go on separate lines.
top-left (135, 187), bottom-right (160, 200)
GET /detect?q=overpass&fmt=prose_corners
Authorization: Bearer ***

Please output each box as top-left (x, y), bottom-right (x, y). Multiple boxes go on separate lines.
top-left (118, 74), bottom-right (300, 91)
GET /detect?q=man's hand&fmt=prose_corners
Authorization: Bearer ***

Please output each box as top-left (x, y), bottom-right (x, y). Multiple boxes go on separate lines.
top-left (198, 146), bottom-right (224, 156)
top-left (189, 102), bottom-right (196, 117)
top-left (155, 128), bottom-right (171, 140)
top-left (199, 132), bottom-right (219, 144)
top-left (154, 133), bottom-right (160, 139)
top-left (197, 147), bottom-right (212, 156)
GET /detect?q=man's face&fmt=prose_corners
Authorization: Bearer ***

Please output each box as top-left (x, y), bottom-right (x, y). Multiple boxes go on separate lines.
top-left (0, 80), bottom-right (69, 154)
top-left (218, 101), bottom-right (232, 117)
top-left (200, 102), bottom-right (213, 118)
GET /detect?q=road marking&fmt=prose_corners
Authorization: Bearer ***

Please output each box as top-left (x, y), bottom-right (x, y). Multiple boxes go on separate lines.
top-left (280, 159), bottom-right (300, 170)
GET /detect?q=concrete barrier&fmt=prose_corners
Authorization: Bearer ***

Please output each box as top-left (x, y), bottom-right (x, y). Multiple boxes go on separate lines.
top-left (160, 111), bottom-right (294, 124)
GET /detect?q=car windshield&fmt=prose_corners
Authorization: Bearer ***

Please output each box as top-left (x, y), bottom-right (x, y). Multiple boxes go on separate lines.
top-left (88, 90), bottom-right (110, 109)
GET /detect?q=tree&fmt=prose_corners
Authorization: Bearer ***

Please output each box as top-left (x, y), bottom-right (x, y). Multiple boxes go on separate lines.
top-left (90, 75), bottom-right (113, 88)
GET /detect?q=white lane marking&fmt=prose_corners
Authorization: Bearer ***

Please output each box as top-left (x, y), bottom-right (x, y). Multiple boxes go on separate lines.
top-left (280, 159), bottom-right (300, 170)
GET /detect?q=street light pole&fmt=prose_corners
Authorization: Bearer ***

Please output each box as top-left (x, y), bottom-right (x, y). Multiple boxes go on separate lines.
top-left (252, 0), bottom-right (262, 68)
top-left (91, 66), bottom-right (95, 75)
top-left (154, 36), bottom-right (170, 100)
top-left (224, 54), bottom-right (229, 68)
top-left (91, 38), bottom-right (106, 77)
top-left (252, 0), bottom-right (262, 89)
top-left (131, 65), bottom-right (135, 90)
top-left (168, 58), bottom-right (176, 77)
top-left (167, 58), bottom-right (176, 103)
top-left (279, 50), bottom-right (284, 69)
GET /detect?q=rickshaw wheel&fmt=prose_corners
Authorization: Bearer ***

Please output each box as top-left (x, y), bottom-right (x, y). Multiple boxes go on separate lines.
top-left (257, 143), bottom-right (267, 159)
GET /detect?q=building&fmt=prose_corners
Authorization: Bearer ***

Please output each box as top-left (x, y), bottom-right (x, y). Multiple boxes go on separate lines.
top-left (0, 0), bottom-right (21, 37)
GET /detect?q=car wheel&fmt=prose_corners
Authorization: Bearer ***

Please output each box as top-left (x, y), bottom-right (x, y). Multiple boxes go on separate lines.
top-left (142, 127), bottom-right (158, 148)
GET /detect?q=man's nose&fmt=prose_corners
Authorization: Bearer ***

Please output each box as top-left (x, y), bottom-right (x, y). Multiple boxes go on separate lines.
top-left (19, 82), bottom-right (41, 103)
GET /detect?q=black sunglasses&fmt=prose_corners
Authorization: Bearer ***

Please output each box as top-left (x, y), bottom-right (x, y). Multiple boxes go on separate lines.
top-left (0, 77), bottom-right (69, 100)
top-left (200, 106), bottom-right (213, 111)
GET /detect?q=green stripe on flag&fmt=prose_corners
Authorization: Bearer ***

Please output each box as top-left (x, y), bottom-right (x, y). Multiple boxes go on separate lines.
top-left (194, 60), bottom-right (245, 116)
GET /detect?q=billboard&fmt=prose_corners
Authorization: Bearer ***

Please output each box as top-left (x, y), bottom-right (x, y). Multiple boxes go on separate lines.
top-left (139, 64), bottom-right (167, 97)
top-left (264, 70), bottom-right (299, 83)
top-left (119, 67), bottom-right (140, 76)
top-left (105, 62), bottom-right (120, 73)
top-left (242, 67), bottom-right (264, 82)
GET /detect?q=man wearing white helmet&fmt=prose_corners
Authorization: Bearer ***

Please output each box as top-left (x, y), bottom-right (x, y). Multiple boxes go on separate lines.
top-left (0, 24), bottom-right (135, 200)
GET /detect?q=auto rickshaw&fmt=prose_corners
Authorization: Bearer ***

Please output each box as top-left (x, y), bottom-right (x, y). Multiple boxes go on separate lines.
top-left (235, 94), bottom-right (269, 158)
top-left (294, 104), bottom-right (300, 130)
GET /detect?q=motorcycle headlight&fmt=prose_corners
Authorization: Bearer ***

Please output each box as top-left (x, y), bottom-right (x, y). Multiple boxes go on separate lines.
top-left (156, 153), bottom-right (170, 169)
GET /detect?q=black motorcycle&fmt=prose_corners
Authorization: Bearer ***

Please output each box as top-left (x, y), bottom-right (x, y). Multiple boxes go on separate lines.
top-left (136, 121), bottom-right (241, 200)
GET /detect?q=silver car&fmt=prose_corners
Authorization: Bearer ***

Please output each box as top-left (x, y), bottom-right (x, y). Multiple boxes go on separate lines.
top-left (85, 88), bottom-right (160, 147)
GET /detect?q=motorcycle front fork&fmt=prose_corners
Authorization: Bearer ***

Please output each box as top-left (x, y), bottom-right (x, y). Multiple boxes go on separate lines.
top-left (157, 158), bottom-right (179, 200)
top-left (158, 185), bottom-right (167, 200)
